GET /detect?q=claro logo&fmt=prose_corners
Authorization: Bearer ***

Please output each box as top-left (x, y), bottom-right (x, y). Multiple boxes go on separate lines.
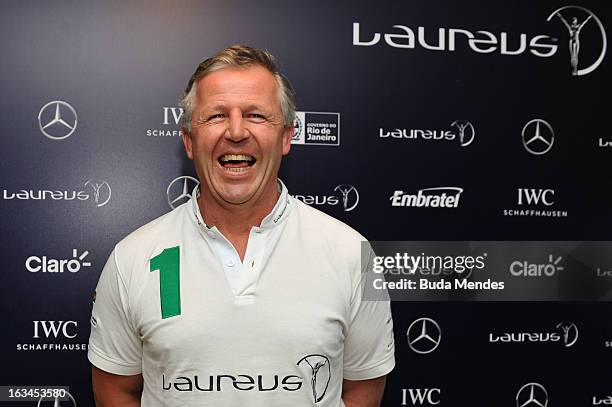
top-left (26, 249), bottom-right (91, 273)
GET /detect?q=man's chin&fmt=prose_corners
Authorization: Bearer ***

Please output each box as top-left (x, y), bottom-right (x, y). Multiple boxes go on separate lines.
top-left (215, 189), bottom-right (257, 206)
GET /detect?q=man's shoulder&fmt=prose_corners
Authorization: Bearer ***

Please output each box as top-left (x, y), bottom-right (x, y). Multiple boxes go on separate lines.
top-left (114, 202), bottom-right (192, 259)
top-left (289, 196), bottom-right (367, 245)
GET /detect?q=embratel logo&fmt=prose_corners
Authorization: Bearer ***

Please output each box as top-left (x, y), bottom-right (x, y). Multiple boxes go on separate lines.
top-left (401, 388), bottom-right (441, 406)
top-left (16, 321), bottom-right (87, 351)
top-left (406, 317), bottom-right (441, 354)
top-left (291, 111), bottom-right (340, 146)
top-left (38, 101), bottom-right (77, 140)
top-left (294, 184), bottom-right (359, 212)
top-left (2, 180), bottom-right (111, 207)
top-left (390, 187), bottom-right (462, 208)
top-left (522, 119), bottom-right (554, 155)
top-left (510, 254), bottom-right (564, 277)
top-left (489, 321), bottom-right (578, 348)
top-left (503, 188), bottom-right (568, 218)
top-left (26, 249), bottom-right (91, 274)
top-left (380, 120), bottom-right (475, 147)
top-left (161, 354), bottom-right (330, 403)
top-left (167, 176), bottom-right (199, 209)
top-left (516, 383), bottom-right (548, 407)
top-left (353, 6), bottom-right (606, 76)
top-left (147, 107), bottom-right (184, 138)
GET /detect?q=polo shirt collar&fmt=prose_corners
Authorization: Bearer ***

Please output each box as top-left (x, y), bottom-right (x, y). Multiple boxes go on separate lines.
top-left (190, 179), bottom-right (291, 230)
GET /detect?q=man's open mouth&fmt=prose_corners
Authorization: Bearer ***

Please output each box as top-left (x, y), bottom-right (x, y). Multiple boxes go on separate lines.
top-left (218, 154), bottom-right (256, 173)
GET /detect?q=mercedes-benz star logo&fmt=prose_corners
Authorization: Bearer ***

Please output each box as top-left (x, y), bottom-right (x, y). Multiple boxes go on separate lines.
top-left (333, 184), bottom-right (359, 212)
top-left (450, 120), bottom-right (475, 147)
top-left (38, 100), bottom-right (77, 140)
top-left (37, 390), bottom-right (77, 407)
top-left (521, 119), bottom-right (554, 155)
top-left (407, 317), bottom-right (441, 354)
top-left (167, 176), bottom-right (199, 209)
top-left (547, 6), bottom-right (607, 76)
top-left (85, 180), bottom-right (112, 207)
top-left (516, 383), bottom-right (548, 407)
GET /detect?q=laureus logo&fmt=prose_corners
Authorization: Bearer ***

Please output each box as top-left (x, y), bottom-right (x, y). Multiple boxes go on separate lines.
top-left (547, 6), bottom-right (607, 76)
top-left (450, 120), bottom-right (475, 147)
top-left (84, 180), bottom-right (111, 207)
top-left (333, 184), bottom-right (360, 212)
top-left (297, 354), bottom-right (331, 403)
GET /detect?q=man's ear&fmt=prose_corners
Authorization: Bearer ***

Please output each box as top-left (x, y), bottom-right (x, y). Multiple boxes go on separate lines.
top-left (282, 126), bottom-right (293, 156)
top-left (181, 128), bottom-right (193, 160)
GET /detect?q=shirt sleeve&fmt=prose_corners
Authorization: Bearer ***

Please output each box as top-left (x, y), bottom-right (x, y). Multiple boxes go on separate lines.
top-left (88, 247), bottom-right (143, 375)
top-left (343, 244), bottom-right (395, 381)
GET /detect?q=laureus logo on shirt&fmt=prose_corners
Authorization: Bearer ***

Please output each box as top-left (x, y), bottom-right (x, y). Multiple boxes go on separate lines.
top-left (297, 354), bottom-right (331, 403)
top-left (161, 354), bottom-right (331, 403)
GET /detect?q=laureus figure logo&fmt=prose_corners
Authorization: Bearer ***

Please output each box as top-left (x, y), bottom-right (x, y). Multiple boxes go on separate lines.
top-left (547, 6), bottom-right (607, 76)
top-left (84, 180), bottom-right (111, 207)
top-left (297, 354), bottom-right (331, 403)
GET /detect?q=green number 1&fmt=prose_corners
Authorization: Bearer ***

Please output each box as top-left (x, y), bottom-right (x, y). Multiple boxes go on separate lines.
top-left (150, 246), bottom-right (181, 319)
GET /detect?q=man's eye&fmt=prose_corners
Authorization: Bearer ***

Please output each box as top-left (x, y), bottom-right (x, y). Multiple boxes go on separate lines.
top-left (207, 114), bottom-right (225, 121)
top-left (248, 113), bottom-right (266, 120)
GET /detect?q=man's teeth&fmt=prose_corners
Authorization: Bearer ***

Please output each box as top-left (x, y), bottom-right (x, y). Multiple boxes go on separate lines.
top-left (226, 167), bottom-right (249, 173)
top-left (220, 154), bottom-right (255, 163)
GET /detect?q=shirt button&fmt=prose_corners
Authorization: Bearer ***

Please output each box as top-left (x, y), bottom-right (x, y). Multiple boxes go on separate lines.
top-left (226, 260), bottom-right (236, 267)
top-left (207, 231), bottom-right (215, 239)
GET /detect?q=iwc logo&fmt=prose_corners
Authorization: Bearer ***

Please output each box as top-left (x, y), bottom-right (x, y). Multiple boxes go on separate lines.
top-left (38, 101), bottom-right (77, 140)
top-left (167, 176), bottom-right (199, 209)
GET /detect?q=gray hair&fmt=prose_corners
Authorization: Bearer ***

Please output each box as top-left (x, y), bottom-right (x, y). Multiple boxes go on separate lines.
top-left (179, 45), bottom-right (296, 133)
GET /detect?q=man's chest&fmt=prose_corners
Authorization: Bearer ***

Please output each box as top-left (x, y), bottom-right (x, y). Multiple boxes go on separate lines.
top-left (131, 243), bottom-right (351, 365)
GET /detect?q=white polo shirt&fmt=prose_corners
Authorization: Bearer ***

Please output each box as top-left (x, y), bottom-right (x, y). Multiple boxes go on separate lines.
top-left (88, 181), bottom-right (395, 406)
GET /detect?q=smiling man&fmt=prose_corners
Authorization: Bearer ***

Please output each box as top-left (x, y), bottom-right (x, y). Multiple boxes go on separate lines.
top-left (88, 45), bottom-right (395, 406)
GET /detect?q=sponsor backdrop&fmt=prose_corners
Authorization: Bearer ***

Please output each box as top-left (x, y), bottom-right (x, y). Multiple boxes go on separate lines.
top-left (0, 0), bottom-right (610, 405)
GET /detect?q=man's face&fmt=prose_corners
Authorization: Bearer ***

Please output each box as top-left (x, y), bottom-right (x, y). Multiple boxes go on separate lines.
top-left (182, 65), bottom-right (293, 207)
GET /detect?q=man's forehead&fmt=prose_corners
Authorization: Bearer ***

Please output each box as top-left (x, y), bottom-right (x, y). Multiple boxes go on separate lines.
top-left (193, 65), bottom-right (280, 110)
top-left (195, 65), bottom-right (277, 95)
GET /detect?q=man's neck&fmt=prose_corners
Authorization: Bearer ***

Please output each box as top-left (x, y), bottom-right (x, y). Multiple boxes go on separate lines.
top-left (196, 186), bottom-right (280, 260)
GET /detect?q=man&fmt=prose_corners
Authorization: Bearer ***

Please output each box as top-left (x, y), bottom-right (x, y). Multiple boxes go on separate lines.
top-left (88, 45), bottom-right (395, 406)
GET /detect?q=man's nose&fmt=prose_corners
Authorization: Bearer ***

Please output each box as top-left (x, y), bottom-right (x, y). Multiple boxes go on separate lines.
top-left (225, 111), bottom-right (249, 143)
